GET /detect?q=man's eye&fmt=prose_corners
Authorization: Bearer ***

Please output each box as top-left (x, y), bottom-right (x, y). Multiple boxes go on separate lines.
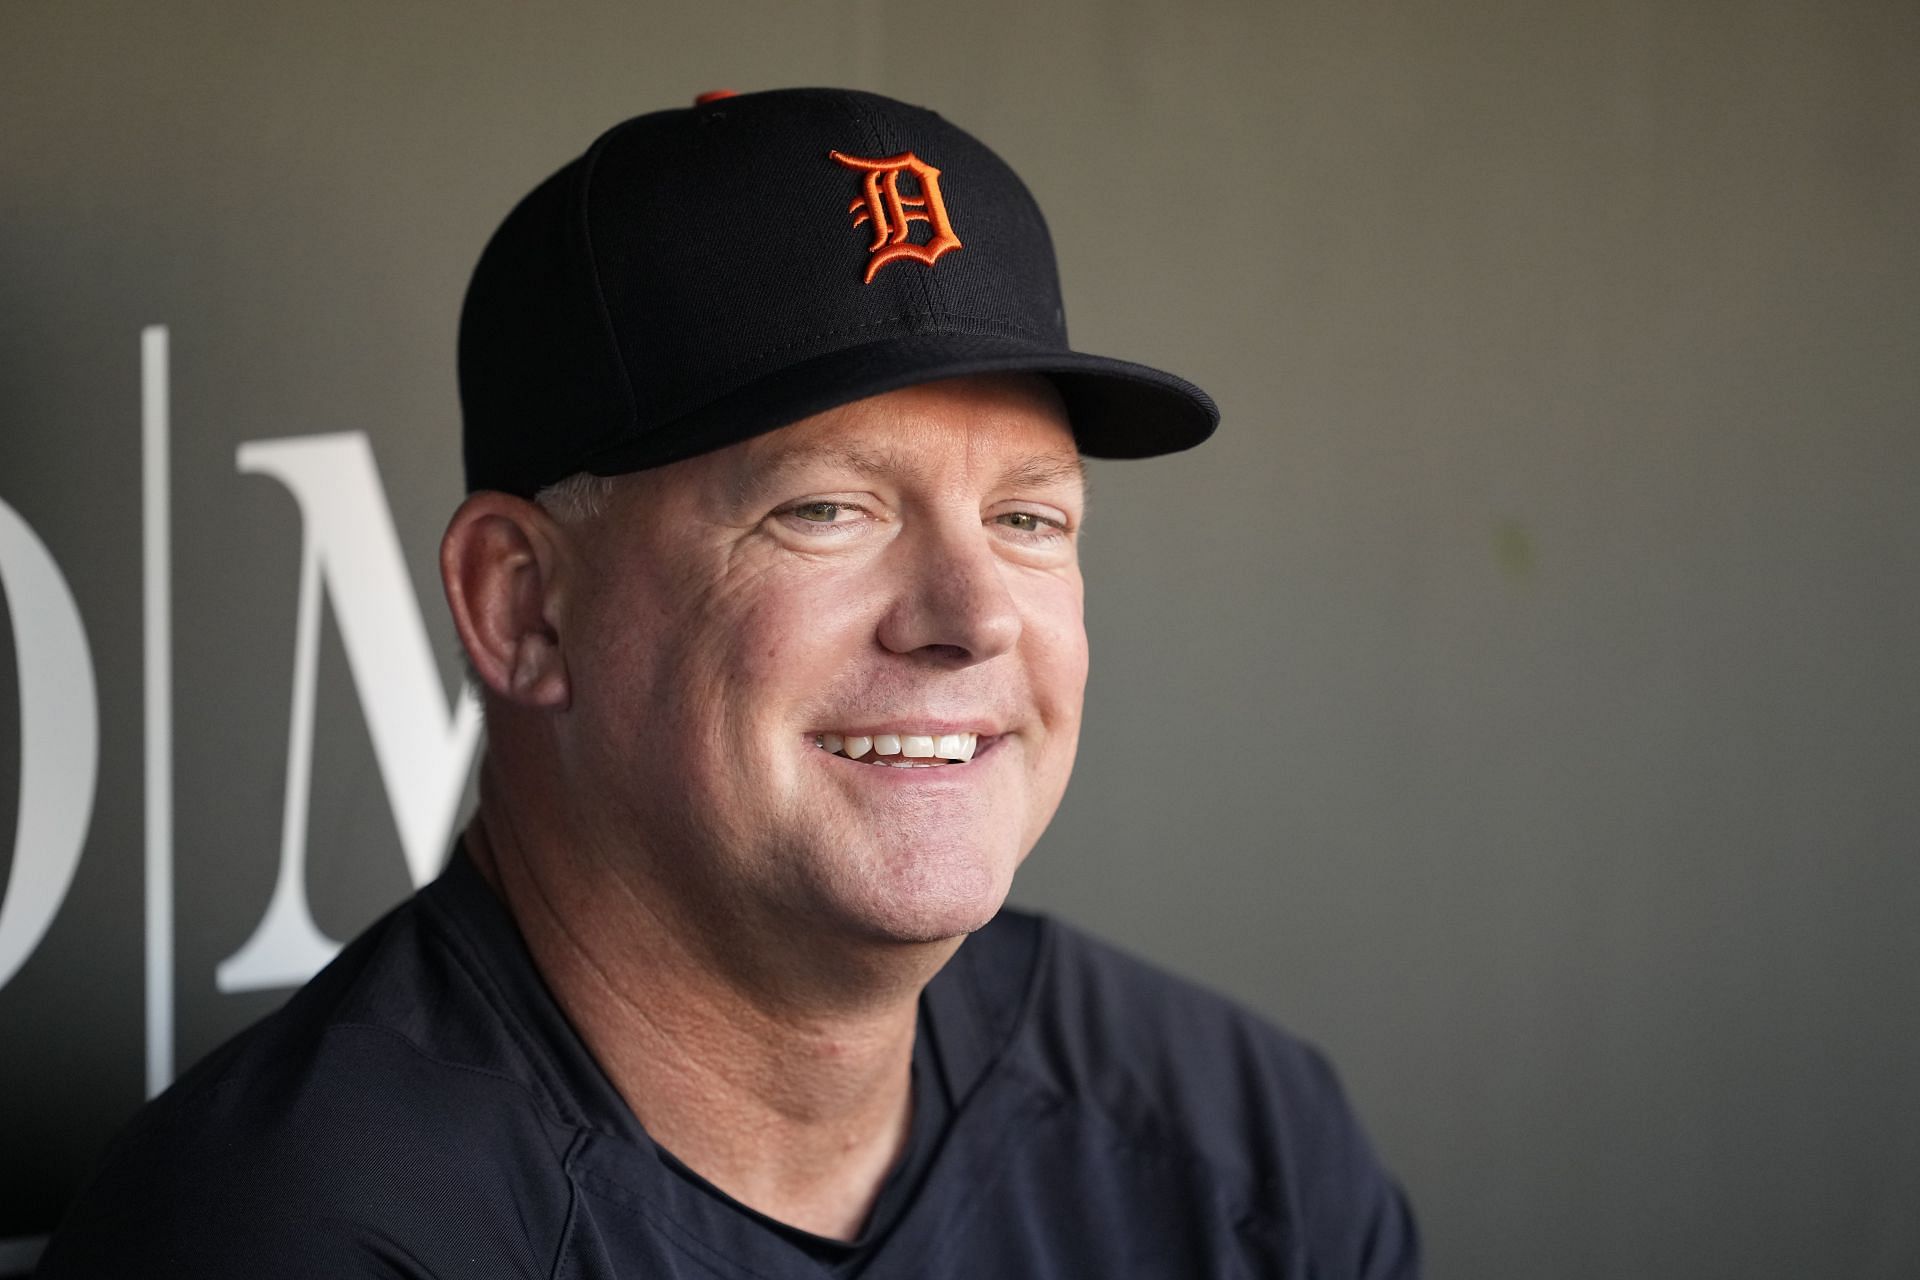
top-left (776, 500), bottom-right (870, 537)
top-left (791, 502), bottom-right (843, 523)
top-left (994, 511), bottom-right (1064, 536)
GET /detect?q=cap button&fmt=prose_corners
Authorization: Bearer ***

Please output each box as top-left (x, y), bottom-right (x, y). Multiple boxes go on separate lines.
top-left (694, 89), bottom-right (739, 105)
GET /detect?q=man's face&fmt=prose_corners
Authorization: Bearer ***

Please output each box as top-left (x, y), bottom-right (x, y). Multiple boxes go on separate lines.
top-left (551, 374), bottom-right (1088, 951)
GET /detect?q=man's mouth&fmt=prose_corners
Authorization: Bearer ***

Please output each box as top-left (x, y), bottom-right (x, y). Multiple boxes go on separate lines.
top-left (812, 731), bottom-right (983, 767)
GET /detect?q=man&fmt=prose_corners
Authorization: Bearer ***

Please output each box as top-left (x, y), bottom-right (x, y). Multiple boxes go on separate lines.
top-left (41, 88), bottom-right (1417, 1277)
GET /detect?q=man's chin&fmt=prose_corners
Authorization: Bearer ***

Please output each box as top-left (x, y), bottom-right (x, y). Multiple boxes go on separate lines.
top-left (828, 858), bottom-right (1018, 949)
top-left (858, 906), bottom-right (1002, 948)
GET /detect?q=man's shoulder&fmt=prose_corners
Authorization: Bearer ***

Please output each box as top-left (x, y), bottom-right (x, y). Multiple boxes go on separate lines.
top-left (39, 875), bottom-right (576, 1278)
top-left (967, 908), bottom-right (1420, 1276)
top-left (159, 871), bottom-right (567, 1140)
top-left (1002, 911), bottom-right (1352, 1160)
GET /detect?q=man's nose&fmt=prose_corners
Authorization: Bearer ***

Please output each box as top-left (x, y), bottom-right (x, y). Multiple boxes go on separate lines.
top-left (875, 519), bottom-right (1022, 665)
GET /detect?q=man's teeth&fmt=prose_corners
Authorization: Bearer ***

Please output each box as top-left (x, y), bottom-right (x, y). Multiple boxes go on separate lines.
top-left (815, 731), bottom-right (980, 764)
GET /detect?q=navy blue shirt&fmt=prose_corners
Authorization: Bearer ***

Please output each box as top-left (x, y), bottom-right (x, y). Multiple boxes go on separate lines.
top-left (40, 852), bottom-right (1418, 1278)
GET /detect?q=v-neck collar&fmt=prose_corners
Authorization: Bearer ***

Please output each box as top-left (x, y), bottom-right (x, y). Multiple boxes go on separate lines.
top-left (419, 844), bottom-right (1050, 1279)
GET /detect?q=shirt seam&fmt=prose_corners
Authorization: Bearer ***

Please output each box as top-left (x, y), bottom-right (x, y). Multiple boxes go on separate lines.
top-left (999, 923), bottom-right (1287, 1236)
top-left (569, 1163), bottom-right (793, 1280)
top-left (415, 883), bottom-right (633, 1144)
top-left (1000, 1052), bottom-right (1285, 1235)
top-left (318, 1019), bottom-right (574, 1121)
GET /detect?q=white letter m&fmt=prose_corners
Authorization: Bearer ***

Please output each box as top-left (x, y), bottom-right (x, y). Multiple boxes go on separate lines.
top-left (217, 433), bottom-right (480, 993)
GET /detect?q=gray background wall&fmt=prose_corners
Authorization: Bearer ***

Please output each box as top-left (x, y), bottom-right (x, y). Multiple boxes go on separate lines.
top-left (2, 1), bottom-right (1916, 1275)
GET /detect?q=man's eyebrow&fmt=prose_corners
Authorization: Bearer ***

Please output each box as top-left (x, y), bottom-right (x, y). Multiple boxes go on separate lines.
top-left (733, 442), bottom-right (898, 505)
top-left (998, 451), bottom-right (1086, 493)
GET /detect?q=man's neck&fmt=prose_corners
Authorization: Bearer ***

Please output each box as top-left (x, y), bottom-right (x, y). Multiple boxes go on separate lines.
top-left (465, 811), bottom-right (950, 1241)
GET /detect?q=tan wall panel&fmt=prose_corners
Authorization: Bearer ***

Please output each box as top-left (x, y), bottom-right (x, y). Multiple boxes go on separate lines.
top-left (3, 2), bottom-right (1917, 1274)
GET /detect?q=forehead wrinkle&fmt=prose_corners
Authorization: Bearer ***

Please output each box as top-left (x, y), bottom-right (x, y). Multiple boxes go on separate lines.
top-left (731, 439), bottom-right (909, 506)
top-left (997, 451), bottom-right (1086, 495)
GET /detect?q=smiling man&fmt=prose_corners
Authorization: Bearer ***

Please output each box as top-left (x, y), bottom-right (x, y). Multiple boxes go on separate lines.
top-left (40, 89), bottom-right (1418, 1278)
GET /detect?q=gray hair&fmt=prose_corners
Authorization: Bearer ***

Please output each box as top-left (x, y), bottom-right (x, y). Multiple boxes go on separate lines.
top-left (532, 472), bottom-right (615, 523)
top-left (461, 472), bottom-right (615, 696)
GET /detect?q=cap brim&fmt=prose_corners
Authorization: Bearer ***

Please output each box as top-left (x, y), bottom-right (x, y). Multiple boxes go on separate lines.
top-left (570, 332), bottom-right (1219, 481)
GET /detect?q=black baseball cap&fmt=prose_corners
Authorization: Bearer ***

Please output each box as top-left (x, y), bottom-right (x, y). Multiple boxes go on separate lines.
top-left (459, 87), bottom-right (1218, 497)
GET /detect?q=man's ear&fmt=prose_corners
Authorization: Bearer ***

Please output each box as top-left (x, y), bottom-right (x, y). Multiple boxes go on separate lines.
top-left (441, 492), bottom-right (572, 709)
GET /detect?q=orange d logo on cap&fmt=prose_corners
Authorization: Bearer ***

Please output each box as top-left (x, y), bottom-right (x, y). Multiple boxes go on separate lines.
top-left (829, 150), bottom-right (963, 284)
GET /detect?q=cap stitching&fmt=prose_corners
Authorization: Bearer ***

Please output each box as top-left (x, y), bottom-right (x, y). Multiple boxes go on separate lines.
top-left (718, 311), bottom-right (1049, 375)
top-left (575, 125), bottom-right (642, 437)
